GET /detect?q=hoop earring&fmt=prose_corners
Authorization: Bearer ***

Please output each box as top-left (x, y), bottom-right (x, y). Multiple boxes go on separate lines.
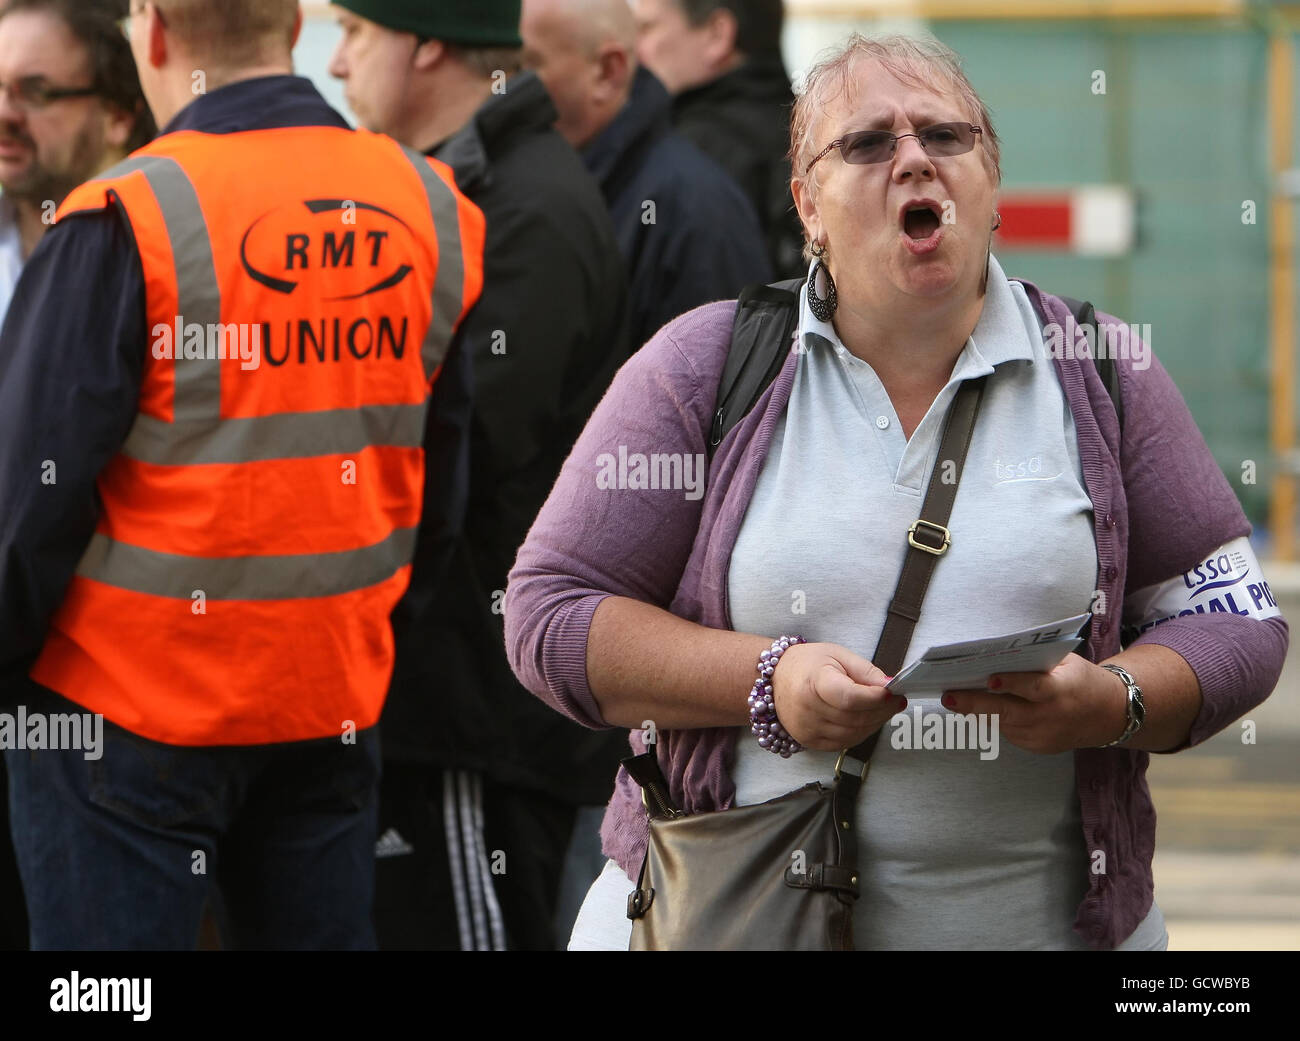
top-left (808, 243), bottom-right (837, 322)
top-left (992, 211), bottom-right (1002, 231)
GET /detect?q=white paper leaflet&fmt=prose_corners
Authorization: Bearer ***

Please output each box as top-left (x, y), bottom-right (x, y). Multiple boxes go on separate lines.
top-left (885, 614), bottom-right (1090, 695)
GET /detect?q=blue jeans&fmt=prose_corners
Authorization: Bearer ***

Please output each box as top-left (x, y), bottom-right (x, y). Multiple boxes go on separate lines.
top-left (5, 688), bottom-right (380, 950)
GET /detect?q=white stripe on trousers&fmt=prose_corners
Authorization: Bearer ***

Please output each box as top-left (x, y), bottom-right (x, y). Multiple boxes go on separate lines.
top-left (468, 772), bottom-right (507, 949)
top-left (443, 769), bottom-right (506, 951)
top-left (441, 770), bottom-right (474, 950)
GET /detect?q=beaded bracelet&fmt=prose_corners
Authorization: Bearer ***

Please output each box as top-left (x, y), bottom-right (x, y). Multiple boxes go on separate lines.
top-left (748, 636), bottom-right (806, 757)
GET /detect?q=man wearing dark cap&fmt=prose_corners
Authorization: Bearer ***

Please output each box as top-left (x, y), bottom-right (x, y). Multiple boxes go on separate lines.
top-left (330, 0), bottom-right (631, 951)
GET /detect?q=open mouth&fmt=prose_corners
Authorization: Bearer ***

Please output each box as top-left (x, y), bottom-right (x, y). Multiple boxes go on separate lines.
top-left (902, 202), bottom-right (942, 240)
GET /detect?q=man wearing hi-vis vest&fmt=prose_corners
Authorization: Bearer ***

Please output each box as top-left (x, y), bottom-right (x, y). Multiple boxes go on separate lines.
top-left (0, 0), bottom-right (485, 950)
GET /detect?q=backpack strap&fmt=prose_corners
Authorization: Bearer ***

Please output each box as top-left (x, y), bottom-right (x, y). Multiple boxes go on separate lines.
top-left (1059, 295), bottom-right (1124, 431)
top-left (709, 283), bottom-right (1125, 462)
top-left (708, 278), bottom-right (804, 459)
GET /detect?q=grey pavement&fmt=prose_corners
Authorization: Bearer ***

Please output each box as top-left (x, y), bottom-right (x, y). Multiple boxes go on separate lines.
top-left (1136, 563), bottom-right (1298, 949)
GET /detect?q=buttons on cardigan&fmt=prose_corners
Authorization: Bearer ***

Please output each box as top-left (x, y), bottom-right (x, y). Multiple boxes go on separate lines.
top-left (1104, 512), bottom-right (1114, 528)
top-left (875, 415), bottom-right (890, 430)
top-left (1090, 778), bottom-right (1103, 792)
top-left (1106, 565), bottom-right (1118, 580)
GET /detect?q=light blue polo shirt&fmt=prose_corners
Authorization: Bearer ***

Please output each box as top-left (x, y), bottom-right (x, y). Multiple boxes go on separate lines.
top-left (0, 194), bottom-right (25, 328)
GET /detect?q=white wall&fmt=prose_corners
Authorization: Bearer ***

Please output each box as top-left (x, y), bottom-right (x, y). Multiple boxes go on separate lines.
top-left (296, 11), bottom-right (350, 123)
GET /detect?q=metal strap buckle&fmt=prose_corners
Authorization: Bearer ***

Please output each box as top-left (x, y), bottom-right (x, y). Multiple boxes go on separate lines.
top-left (640, 784), bottom-right (682, 820)
top-left (833, 749), bottom-right (871, 782)
top-left (907, 519), bottom-right (951, 555)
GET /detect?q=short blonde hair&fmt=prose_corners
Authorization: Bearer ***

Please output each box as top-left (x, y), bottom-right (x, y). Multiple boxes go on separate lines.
top-left (155, 0), bottom-right (297, 68)
top-left (790, 33), bottom-right (1002, 258)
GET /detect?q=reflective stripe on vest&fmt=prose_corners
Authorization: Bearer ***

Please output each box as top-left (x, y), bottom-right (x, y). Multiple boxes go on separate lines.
top-left (398, 145), bottom-right (466, 386)
top-left (77, 526), bottom-right (418, 601)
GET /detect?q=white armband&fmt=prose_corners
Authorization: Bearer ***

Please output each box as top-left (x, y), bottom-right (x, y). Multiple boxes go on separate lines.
top-left (1121, 536), bottom-right (1282, 643)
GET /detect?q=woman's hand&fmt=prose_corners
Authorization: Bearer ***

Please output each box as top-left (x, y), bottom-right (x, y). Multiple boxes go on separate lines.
top-left (772, 642), bottom-right (906, 750)
top-left (941, 653), bottom-right (1129, 754)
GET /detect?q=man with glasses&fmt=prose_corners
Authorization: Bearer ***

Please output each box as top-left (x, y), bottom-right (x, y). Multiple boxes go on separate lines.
top-left (0, 0), bottom-right (153, 325)
top-left (0, 0), bottom-right (153, 954)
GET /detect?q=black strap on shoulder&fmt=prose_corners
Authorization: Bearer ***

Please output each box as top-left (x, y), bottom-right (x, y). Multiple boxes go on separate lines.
top-left (710, 284), bottom-right (1125, 465)
top-left (708, 278), bottom-right (805, 458)
top-left (840, 374), bottom-right (988, 771)
top-left (1059, 295), bottom-right (1124, 431)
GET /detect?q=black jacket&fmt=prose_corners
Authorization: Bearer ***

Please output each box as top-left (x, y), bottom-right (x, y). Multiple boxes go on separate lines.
top-left (583, 67), bottom-right (772, 351)
top-left (671, 55), bottom-right (805, 280)
top-left (383, 73), bottom-right (632, 804)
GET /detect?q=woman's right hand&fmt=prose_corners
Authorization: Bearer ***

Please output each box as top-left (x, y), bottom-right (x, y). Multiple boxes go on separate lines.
top-left (772, 642), bottom-right (906, 750)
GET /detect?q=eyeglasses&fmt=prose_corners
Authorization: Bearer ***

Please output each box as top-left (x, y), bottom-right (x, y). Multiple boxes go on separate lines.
top-left (804, 122), bottom-right (983, 175)
top-left (0, 76), bottom-right (98, 112)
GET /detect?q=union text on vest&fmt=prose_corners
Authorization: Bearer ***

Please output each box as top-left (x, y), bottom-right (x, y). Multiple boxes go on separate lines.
top-left (261, 315), bottom-right (410, 366)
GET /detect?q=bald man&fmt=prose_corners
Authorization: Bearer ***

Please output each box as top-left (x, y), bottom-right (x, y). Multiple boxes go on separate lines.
top-left (523, 0), bottom-right (770, 351)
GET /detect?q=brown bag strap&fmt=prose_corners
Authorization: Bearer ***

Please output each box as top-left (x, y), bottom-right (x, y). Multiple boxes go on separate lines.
top-left (838, 373), bottom-right (988, 774)
top-left (825, 375), bottom-right (986, 912)
top-left (871, 377), bottom-right (987, 679)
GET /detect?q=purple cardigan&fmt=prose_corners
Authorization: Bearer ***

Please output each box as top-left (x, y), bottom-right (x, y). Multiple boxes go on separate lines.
top-left (504, 281), bottom-right (1289, 950)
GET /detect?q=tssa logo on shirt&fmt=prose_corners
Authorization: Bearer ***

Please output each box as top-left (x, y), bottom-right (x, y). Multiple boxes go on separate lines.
top-left (1122, 536), bottom-right (1281, 639)
top-left (994, 453), bottom-right (1062, 483)
top-left (239, 198), bottom-right (417, 299)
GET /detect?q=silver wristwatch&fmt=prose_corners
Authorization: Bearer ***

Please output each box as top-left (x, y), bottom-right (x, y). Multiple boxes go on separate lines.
top-left (1098, 663), bottom-right (1145, 747)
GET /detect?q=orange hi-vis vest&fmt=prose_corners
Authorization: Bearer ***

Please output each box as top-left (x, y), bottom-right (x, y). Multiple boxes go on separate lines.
top-left (31, 126), bottom-right (485, 746)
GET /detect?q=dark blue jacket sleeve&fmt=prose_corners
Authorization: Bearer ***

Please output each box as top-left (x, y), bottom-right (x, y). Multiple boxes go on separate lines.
top-left (650, 180), bottom-right (773, 340)
top-left (0, 207), bottom-right (145, 699)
